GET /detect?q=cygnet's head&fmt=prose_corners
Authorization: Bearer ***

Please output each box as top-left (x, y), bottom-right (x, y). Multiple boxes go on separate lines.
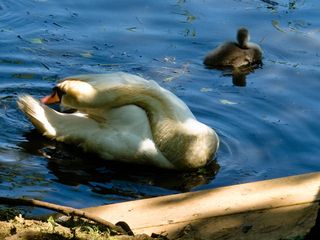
top-left (237, 27), bottom-right (250, 48)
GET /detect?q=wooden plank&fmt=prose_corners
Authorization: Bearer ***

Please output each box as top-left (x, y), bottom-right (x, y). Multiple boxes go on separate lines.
top-left (85, 172), bottom-right (320, 239)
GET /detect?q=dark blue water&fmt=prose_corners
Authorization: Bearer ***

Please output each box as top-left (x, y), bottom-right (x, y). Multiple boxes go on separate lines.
top-left (0, 0), bottom-right (319, 209)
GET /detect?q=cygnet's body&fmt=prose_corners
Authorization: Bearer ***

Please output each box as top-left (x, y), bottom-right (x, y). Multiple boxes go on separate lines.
top-left (204, 28), bottom-right (263, 68)
top-left (17, 72), bottom-right (219, 170)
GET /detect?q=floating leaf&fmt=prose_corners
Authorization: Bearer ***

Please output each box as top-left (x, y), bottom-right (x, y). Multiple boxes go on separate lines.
top-left (272, 20), bottom-right (286, 33)
top-left (186, 15), bottom-right (196, 23)
top-left (30, 38), bottom-right (44, 44)
top-left (220, 99), bottom-right (238, 105)
top-left (80, 52), bottom-right (93, 58)
top-left (164, 76), bottom-right (175, 82)
top-left (200, 87), bottom-right (213, 93)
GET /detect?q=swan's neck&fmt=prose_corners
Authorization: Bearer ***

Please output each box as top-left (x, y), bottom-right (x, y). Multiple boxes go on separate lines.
top-left (105, 82), bottom-right (195, 123)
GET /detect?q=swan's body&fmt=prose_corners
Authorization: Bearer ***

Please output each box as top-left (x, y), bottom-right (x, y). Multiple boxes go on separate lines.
top-left (18, 72), bottom-right (219, 170)
top-left (204, 28), bottom-right (263, 68)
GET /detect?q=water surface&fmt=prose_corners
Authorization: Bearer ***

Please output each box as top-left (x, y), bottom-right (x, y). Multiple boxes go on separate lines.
top-left (0, 0), bottom-right (319, 210)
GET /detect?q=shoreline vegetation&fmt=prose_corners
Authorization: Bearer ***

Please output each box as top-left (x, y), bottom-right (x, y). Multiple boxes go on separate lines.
top-left (0, 197), bottom-right (164, 240)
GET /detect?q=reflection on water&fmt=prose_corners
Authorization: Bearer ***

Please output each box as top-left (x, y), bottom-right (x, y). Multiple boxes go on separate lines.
top-left (230, 64), bottom-right (263, 87)
top-left (0, 0), bottom-right (320, 209)
top-left (19, 130), bottom-right (219, 195)
top-left (205, 63), bottom-right (263, 87)
top-left (232, 68), bottom-right (247, 87)
top-left (261, 0), bottom-right (305, 11)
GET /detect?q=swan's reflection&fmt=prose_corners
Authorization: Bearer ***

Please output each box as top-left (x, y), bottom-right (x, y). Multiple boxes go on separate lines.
top-left (19, 130), bottom-right (220, 197)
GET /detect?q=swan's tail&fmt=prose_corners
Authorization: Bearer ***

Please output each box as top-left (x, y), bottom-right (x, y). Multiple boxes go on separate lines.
top-left (17, 95), bottom-right (58, 138)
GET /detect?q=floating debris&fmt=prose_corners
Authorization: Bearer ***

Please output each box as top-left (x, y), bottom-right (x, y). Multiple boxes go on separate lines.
top-left (219, 99), bottom-right (238, 105)
top-left (272, 20), bottom-right (286, 33)
top-left (30, 38), bottom-right (44, 44)
top-left (80, 52), bottom-right (93, 58)
top-left (41, 62), bottom-right (50, 70)
top-left (200, 88), bottom-right (213, 93)
top-left (126, 27), bottom-right (137, 32)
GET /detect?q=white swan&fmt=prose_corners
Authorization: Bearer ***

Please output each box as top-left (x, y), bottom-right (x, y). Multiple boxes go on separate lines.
top-left (204, 27), bottom-right (263, 68)
top-left (17, 72), bottom-right (219, 170)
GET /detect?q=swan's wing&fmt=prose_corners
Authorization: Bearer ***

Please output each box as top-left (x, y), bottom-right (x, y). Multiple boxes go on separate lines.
top-left (18, 95), bottom-right (174, 169)
top-left (18, 95), bottom-right (101, 139)
top-left (18, 95), bottom-right (58, 138)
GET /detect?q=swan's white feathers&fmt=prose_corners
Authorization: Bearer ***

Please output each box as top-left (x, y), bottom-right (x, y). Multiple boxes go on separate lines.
top-left (17, 95), bottom-right (57, 138)
top-left (18, 72), bottom-right (219, 169)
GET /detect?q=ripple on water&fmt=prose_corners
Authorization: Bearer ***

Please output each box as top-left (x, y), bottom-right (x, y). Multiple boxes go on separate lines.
top-left (186, 64), bottom-right (320, 188)
top-left (0, 1), bottom-right (36, 33)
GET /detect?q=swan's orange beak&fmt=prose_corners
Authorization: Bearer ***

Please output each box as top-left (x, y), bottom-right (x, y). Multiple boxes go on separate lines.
top-left (41, 91), bottom-right (61, 104)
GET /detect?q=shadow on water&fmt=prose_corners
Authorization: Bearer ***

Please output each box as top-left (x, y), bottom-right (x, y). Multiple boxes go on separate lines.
top-left (19, 130), bottom-right (220, 196)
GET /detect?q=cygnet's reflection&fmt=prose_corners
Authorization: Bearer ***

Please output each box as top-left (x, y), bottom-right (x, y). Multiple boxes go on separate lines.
top-left (226, 64), bottom-right (262, 87)
top-left (205, 62), bottom-right (262, 87)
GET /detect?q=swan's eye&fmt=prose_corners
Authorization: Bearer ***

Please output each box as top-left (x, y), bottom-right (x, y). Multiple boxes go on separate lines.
top-left (52, 87), bottom-right (66, 100)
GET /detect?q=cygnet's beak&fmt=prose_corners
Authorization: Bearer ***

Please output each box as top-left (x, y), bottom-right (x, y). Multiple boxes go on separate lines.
top-left (41, 89), bottom-right (61, 104)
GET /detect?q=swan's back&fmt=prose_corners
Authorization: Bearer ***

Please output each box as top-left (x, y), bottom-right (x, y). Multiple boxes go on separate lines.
top-left (62, 72), bottom-right (150, 90)
top-left (60, 72), bottom-right (195, 121)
